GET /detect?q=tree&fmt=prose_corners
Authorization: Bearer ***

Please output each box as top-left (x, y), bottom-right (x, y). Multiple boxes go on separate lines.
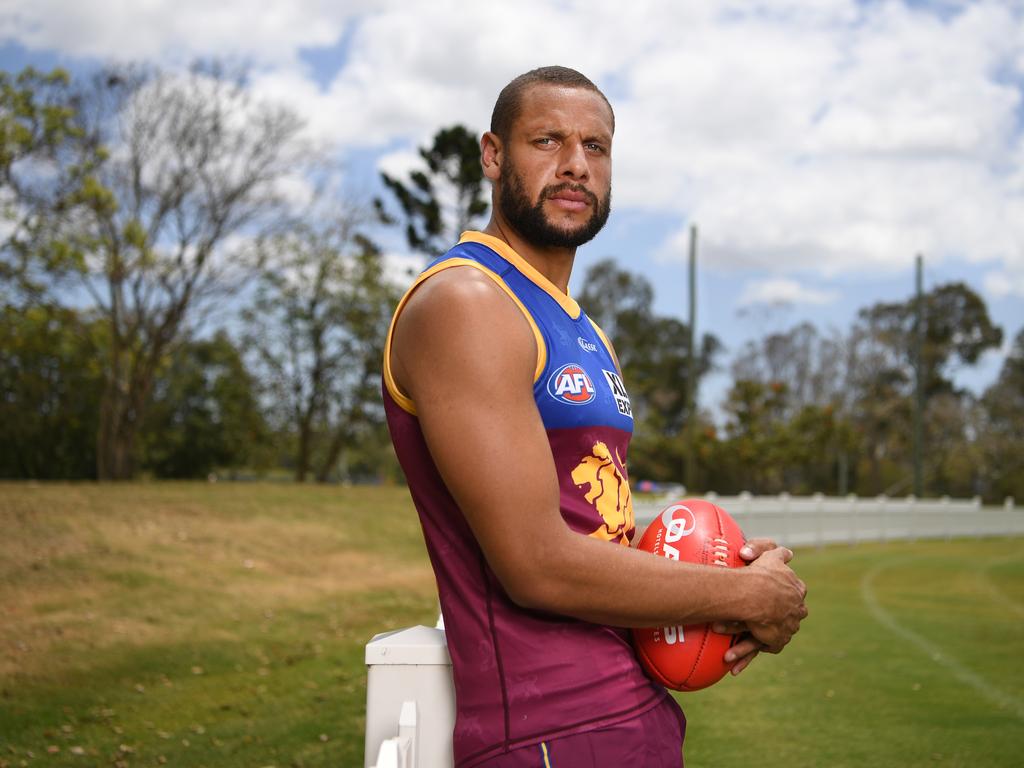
top-left (728, 323), bottom-right (859, 494)
top-left (0, 67), bottom-right (104, 304)
top-left (375, 124), bottom-right (488, 257)
top-left (140, 332), bottom-right (268, 478)
top-left (850, 282), bottom-right (1001, 495)
top-left (858, 282), bottom-right (1003, 398)
top-left (979, 327), bottom-right (1024, 501)
top-left (243, 215), bottom-right (400, 482)
top-left (0, 304), bottom-right (104, 479)
top-left (43, 63), bottom-right (308, 479)
top-left (732, 322), bottom-right (853, 417)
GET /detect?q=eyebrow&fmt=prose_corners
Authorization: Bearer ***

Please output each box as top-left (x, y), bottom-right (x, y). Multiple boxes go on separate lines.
top-left (531, 127), bottom-right (612, 145)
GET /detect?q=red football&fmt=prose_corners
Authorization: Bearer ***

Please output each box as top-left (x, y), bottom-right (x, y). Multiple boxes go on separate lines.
top-left (632, 498), bottom-right (746, 692)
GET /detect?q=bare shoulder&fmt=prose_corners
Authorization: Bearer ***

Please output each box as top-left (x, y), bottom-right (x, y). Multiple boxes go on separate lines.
top-left (401, 265), bottom-right (517, 325)
top-left (392, 265), bottom-right (537, 400)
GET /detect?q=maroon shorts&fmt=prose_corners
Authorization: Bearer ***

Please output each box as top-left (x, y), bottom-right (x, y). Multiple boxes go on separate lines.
top-left (479, 694), bottom-right (686, 767)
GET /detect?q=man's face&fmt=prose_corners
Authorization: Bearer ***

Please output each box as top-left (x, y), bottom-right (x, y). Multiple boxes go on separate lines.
top-left (496, 85), bottom-right (613, 249)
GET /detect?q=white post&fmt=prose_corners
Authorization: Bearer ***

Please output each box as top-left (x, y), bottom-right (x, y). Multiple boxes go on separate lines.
top-left (780, 492), bottom-right (791, 547)
top-left (942, 495), bottom-right (952, 541)
top-left (848, 493), bottom-right (858, 545)
top-left (906, 495), bottom-right (916, 544)
top-left (878, 495), bottom-right (888, 543)
top-left (813, 492), bottom-right (824, 549)
top-left (365, 626), bottom-right (455, 768)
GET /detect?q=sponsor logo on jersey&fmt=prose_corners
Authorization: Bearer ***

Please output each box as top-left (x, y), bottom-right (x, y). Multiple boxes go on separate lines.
top-left (547, 363), bottom-right (596, 405)
top-left (602, 369), bottom-right (633, 418)
top-left (577, 336), bottom-right (598, 353)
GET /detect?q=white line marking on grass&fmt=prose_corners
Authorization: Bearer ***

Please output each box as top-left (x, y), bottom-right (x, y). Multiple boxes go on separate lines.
top-left (976, 554), bottom-right (1024, 619)
top-left (861, 561), bottom-right (1024, 722)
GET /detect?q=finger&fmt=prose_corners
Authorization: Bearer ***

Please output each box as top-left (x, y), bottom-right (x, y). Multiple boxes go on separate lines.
top-left (723, 637), bottom-right (764, 665)
top-left (712, 621), bottom-right (747, 635)
top-left (739, 538), bottom-right (777, 561)
top-left (730, 649), bottom-right (760, 676)
top-left (798, 579), bottom-right (808, 599)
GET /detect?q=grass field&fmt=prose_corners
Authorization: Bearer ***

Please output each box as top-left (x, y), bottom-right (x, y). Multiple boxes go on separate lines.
top-left (1, 483), bottom-right (1022, 767)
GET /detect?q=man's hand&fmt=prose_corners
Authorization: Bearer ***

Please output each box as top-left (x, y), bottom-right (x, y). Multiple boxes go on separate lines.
top-left (712, 539), bottom-right (808, 675)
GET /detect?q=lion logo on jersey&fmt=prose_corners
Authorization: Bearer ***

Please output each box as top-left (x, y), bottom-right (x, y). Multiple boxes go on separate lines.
top-left (571, 441), bottom-right (634, 545)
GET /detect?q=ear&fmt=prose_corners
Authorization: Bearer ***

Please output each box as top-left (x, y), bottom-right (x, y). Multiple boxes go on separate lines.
top-left (480, 131), bottom-right (502, 181)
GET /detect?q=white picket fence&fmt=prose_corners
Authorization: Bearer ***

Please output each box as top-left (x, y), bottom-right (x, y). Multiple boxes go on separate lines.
top-left (365, 493), bottom-right (1024, 768)
top-left (633, 492), bottom-right (1023, 548)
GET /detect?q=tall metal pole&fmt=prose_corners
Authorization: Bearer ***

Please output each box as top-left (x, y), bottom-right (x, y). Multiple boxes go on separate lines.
top-left (913, 253), bottom-right (924, 498)
top-left (686, 224), bottom-right (698, 492)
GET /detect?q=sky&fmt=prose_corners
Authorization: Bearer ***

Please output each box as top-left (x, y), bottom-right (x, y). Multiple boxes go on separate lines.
top-left (2, 0), bottom-right (1022, 410)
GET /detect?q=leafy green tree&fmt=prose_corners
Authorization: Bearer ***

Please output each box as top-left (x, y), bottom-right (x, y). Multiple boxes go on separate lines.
top-left (858, 282), bottom-right (1003, 398)
top-left (375, 124), bottom-right (488, 257)
top-left (0, 67), bottom-right (105, 303)
top-left (979, 327), bottom-right (1024, 501)
top-left (140, 332), bottom-right (268, 478)
top-left (848, 282), bottom-right (1001, 495)
top-left (727, 323), bottom-right (859, 494)
top-left (41, 64), bottom-right (308, 479)
top-left (0, 304), bottom-right (104, 478)
top-left (243, 217), bottom-right (400, 482)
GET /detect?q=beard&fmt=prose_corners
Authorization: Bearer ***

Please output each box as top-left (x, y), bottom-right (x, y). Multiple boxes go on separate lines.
top-left (498, 167), bottom-right (611, 249)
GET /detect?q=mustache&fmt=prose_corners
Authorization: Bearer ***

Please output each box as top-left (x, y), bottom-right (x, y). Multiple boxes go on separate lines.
top-left (541, 182), bottom-right (599, 206)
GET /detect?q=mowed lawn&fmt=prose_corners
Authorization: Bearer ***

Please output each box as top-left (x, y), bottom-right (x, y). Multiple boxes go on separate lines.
top-left (1, 483), bottom-right (1023, 767)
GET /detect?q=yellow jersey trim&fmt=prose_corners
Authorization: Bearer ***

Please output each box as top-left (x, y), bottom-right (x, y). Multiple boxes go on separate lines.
top-left (459, 231), bottom-right (582, 319)
top-left (587, 316), bottom-right (620, 373)
top-left (383, 257), bottom-right (548, 416)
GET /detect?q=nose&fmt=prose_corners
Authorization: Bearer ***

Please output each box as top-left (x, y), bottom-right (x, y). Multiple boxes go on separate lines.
top-left (557, 139), bottom-right (589, 181)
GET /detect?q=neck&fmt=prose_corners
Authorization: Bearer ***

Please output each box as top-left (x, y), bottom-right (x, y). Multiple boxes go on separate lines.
top-left (482, 215), bottom-right (576, 294)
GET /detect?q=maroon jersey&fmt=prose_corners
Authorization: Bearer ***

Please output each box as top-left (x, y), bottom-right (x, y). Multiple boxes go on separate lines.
top-left (383, 232), bottom-right (666, 767)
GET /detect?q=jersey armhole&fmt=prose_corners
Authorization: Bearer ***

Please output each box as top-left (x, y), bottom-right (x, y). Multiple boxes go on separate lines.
top-left (383, 258), bottom-right (548, 416)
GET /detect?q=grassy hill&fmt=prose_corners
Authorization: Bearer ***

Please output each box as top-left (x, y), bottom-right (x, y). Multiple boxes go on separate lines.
top-left (1, 482), bottom-right (1022, 767)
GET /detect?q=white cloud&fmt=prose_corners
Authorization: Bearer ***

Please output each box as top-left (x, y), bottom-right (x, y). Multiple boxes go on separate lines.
top-left (984, 269), bottom-right (1024, 300)
top-left (0, 0), bottom-right (369, 65)
top-left (376, 150), bottom-right (423, 183)
top-left (382, 252), bottom-right (425, 289)
top-left (737, 278), bottom-right (839, 307)
top-left (3, 0), bottom-right (1023, 294)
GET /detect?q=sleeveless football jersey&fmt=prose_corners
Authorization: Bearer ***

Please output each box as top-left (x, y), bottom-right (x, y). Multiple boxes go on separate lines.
top-left (382, 231), bottom-right (666, 767)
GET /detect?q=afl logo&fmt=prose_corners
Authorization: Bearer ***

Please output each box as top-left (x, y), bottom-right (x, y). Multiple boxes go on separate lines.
top-left (548, 363), bottom-right (596, 405)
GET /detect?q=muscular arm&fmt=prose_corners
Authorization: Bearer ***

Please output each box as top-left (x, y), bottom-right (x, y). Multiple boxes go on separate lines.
top-left (392, 268), bottom-right (805, 640)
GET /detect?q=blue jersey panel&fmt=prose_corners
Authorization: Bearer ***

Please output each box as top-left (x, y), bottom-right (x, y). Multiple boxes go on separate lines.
top-left (428, 240), bottom-right (634, 434)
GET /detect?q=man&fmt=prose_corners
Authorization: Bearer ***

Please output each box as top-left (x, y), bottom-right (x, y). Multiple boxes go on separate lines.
top-left (383, 66), bottom-right (807, 767)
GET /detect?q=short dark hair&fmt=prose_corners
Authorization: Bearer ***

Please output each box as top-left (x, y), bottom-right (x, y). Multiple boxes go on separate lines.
top-left (490, 66), bottom-right (614, 142)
